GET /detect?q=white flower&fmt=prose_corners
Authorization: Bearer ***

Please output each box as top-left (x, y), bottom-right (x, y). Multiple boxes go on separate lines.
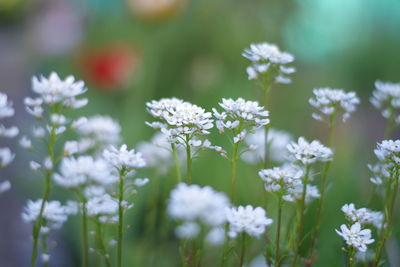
top-left (284, 184), bottom-right (320, 203)
top-left (133, 178), bottom-right (149, 187)
top-left (103, 144), bottom-right (146, 170)
top-left (54, 156), bottom-right (118, 188)
top-left (19, 136), bottom-right (32, 149)
top-left (0, 125), bottom-right (18, 138)
top-left (205, 227), bottom-right (225, 246)
top-left (30, 161), bottom-right (41, 171)
top-left (0, 147), bottom-right (15, 167)
top-left (76, 115), bottom-right (121, 145)
top-left (43, 157), bottom-right (53, 170)
top-left (32, 127), bottom-right (46, 139)
top-left (86, 194), bottom-right (118, 217)
top-left (213, 98), bottom-right (269, 142)
top-left (242, 128), bottom-right (293, 164)
top-left (368, 163), bottom-right (392, 185)
top-left (341, 203), bottom-right (384, 229)
top-left (84, 185), bottom-right (106, 199)
top-left (0, 180), bottom-right (11, 194)
top-left (31, 72), bottom-right (87, 108)
top-left (41, 254), bottom-right (50, 263)
top-left (0, 92), bottom-right (15, 118)
top-left (175, 222), bottom-right (200, 239)
top-left (226, 205), bottom-right (273, 238)
top-left (370, 80), bottom-right (400, 123)
top-left (335, 223), bottom-right (374, 252)
top-left (374, 140), bottom-right (400, 164)
top-left (242, 42), bottom-right (295, 83)
top-left (287, 137), bottom-right (333, 165)
top-left (309, 88), bottom-right (360, 122)
top-left (50, 114), bottom-right (67, 125)
top-left (242, 43), bottom-right (294, 64)
top-left (259, 164), bottom-right (303, 194)
top-left (22, 199), bottom-right (74, 232)
top-left (168, 183), bottom-right (230, 227)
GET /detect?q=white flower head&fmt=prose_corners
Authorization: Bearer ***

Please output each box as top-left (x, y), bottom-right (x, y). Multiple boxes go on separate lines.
top-left (103, 144), bottom-right (146, 171)
top-left (284, 184), bottom-right (320, 203)
top-left (370, 81), bottom-right (400, 123)
top-left (341, 203), bottom-right (384, 229)
top-left (168, 183), bottom-right (230, 227)
top-left (242, 42), bottom-right (295, 83)
top-left (0, 125), bottom-right (18, 138)
top-left (226, 205), bottom-right (273, 238)
top-left (374, 140), bottom-right (400, 164)
top-left (335, 223), bottom-right (374, 252)
top-left (259, 164), bottom-right (303, 195)
top-left (86, 194), bottom-right (118, 218)
top-left (0, 180), bottom-right (11, 194)
top-left (368, 163), bottom-right (392, 185)
top-left (0, 92), bottom-right (15, 118)
top-left (75, 115), bottom-right (121, 145)
top-left (309, 88), bottom-right (360, 122)
top-left (31, 72), bottom-right (88, 108)
top-left (175, 222), bottom-right (200, 239)
top-left (287, 137), bottom-right (333, 165)
top-left (0, 147), bottom-right (15, 167)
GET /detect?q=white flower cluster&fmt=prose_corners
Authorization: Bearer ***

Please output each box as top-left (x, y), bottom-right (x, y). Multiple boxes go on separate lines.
top-left (22, 199), bottom-right (77, 233)
top-left (242, 127), bottom-right (293, 164)
top-left (243, 42), bottom-right (295, 84)
top-left (146, 97), bottom-right (213, 139)
top-left (103, 144), bottom-right (146, 171)
top-left (29, 72), bottom-right (87, 111)
top-left (168, 183), bottom-right (230, 244)
top-left (368, 163), bottom-right (392, 185)
top-left (309, 88), bottom-right (360, 122)
top-left (287, 137), bottom-right (333, 166)
top-left (374, 139), bottom-right (400, 164)
top-left (335, 223), bottom-right (374, 252)
top-left (287, 184), bottom-right (320, 203)
top-left (370, 80), bottom-right (400, 124)
top-left (0, 92), bottom-right (18, 193)
top-left (258, 164), bottom-right (303, 199)
top-left (341, 203), bottom-right (383, 229)
top-left (54, 156), bottom-right (118, 189)
top-left (226, 205), bottom-right (273, 238)
top-left (86, 193), bottom-right (119, 223)
top-left (213, 98), bottom-right (269, 144)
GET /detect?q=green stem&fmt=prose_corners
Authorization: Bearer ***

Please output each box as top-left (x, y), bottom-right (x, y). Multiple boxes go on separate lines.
top-left (117, 170), bottom-right (126, 267)
top-left (185, 136), bottom-right (193, 184)
top-left (171, 143), bottom-right (182, 183)
top-left (81, 197), bottom-right (89, 267)
top-left (308, 114), bottom-right (335, 264)
top-left (384, 110), bottom-right (395, 139)
top-left (230, 142), bottom-right (239, 201)
top-left (373, 168), bottom-right (399, 266)
top-left (219, 224), bottom-right (229, 267)
top-left (347, 247), bottom-right (355, 267)
top-left (31, 126), bottom-right (56, 267)
top-left (275, 195), bottom-right (283, 267)
top-left (263, 85), bottom-right (271, 169)
top-left (292, 166), bottom-right (311, 267)
top-left (96, 219), bottom-right (112, 267)
top-left (239, 233), bottom-right (247, 267)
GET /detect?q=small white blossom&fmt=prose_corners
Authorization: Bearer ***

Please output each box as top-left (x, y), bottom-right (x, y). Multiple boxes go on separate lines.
top-left (341, 203), bottom-right (384, 229)
top-left (0, 180), bottom-right (11, 194)
top-left (374, 140), bottom-right (400, 164)
top-left (41, 253), bottom-right (50, 263)
top-left (76, 115), bottom-right (121, 145)
top-left (0, 147), bottom-right (15, 167)
top-left (0, 92), bottom-right (15, 118)
top-left (32, 127), bottom-right (46, 139)
top-left (259, 164), bottom-right (303, 195)
top-left (175, 222), bottom-right (200, 239)
top-left (287, 137), bottom-right (333, 165)
top-left (86, 194), bottom-right (118, 217)
top-left (370, 81), bottom-right (400, 123)
top-left (19, 136), bottom-right (33, 149)
top-left (284, 184), bottom-right (320, 203)
top-left (242, 43), bottom-right (294, 64)
top-left (226, 205), bottom-right (273, 238)
top-left (205, 227), bottom-right (225, 246)
top-left (43, 157), bottom-right (53, 170)
top-left (368, 163), bottom-right (392, 185)
top-left (0, 125), bottom-right (18, 138)
top-left (309, 88), bottom-right (360, 122)
top-left (168, 183), bottom-right (230, 227)
top-left (30, 161), bottom-right (41, 171)
top-left (335, 223), bottom-right (374, 252)
top-left (103, 144), bottom-right (146, 170)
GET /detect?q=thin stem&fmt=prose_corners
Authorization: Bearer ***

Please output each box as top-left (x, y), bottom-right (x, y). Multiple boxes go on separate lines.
top-left (31, 126), bottom-right (56, 267)
top-left (185, 136), bottom-right (193, 184)
top-left (275, 195), bottom-right (283, 267)
top-left (230, 142), bottom-right (239, 201)
top-left (41, 233), bottom-right (49, 267)
top-left (219, 224), bottom-right (229, 267)
top-left (292, 166), bottom-right (311, 267)
top-left (373, 168), bottom-right (399, 266)
top-left (384, 110), bottom-right (395, 139)
top-left (308, 114), bottom-right (335, 263)
top-left (96, 219), bottom-right (112, 267)
top-left (171, 143), bottom-right (182, 183)
top-left (263, 85), bottom-right (271, 169)
top-left (347, 246), bottom-right (356, 267)
top-left (239, 233), bottom-right (247, 267)
top-left (81, 197), bottom-right (89, 267)
top-left (117, 170), bottom-right (126, 267)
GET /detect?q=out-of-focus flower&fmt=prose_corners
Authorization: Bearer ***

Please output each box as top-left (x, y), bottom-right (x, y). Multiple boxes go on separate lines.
top-left (226, 205), bottom-right (272, 238)
top-left (374, 140), bottom-right (400, 164)
top-left (0, 147), bottom-right (15, 167)
top-left (342, 203), bottom-right (384, 229)
top-left (127, 0), bottom-right (186, 21)
top-left (75, 115), bottom-right (121, 146)
top-left (79, 45), bottom-right (140, 91)
top-left (259, 164), bottom-right (303, 196)
top-left (242, 128), bottom-right (292, 164)
top-left (309, 88), bottom-right (360, 122)
top-left (103, 144), bottom-right (146, 171)
top-left (0, 180), bottom-right (11, 194)
top-left (370, 81), bottom-right (400, 124)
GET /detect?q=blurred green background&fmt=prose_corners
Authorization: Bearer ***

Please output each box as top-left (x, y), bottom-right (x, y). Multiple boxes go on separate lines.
top-left (1, 0), bottom-right (400, 266)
